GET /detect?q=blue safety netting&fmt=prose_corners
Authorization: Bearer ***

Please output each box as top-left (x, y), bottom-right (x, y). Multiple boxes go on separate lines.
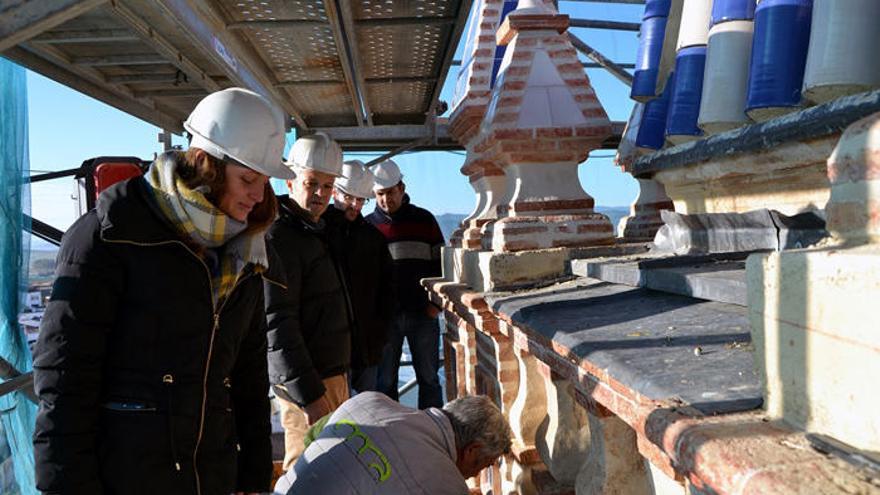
top-left (0, 58), bottom-right (37, 495)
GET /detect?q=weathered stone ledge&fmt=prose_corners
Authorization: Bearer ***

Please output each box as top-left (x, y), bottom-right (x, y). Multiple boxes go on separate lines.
top-left (441, 242), bottom-right (650, 293)
top-left (423, 277), bottom-right (879, 494)
top-left (571, 252), bottom-right (752, 306)
top-left (483, 277), bottom-right (760, 415)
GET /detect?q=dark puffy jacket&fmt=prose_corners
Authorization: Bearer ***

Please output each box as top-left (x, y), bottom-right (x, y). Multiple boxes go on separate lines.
top-left (366, 195), bottom-right (444, 312)
top-left (322, 207), bottom-right (394, 368)
top-left (265, 196), bottom-right (352, 406)
top-left (33, 176), bottom-right (276, 495)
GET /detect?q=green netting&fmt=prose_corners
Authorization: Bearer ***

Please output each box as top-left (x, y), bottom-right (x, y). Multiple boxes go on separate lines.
top-left (0, 57), bottom-right (37, 495)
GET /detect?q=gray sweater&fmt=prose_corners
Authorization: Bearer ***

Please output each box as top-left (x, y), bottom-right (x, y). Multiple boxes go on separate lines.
top-left (275, 392), bottom-right (469, 495)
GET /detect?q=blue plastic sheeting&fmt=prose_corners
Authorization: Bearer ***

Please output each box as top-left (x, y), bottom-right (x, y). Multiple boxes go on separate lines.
top-left (667, 46), bottom-right (707, 139)
top-left (746, 0), bottom-right (813, 114)
top-left (711, 0), bottom-right (757, 25)
top-left (0, 58), bottom-right (37, 495)
top-left (636, 72), bottom-right (675, 150)
top-left (631, 16), bottom-right (668, 101)
top-left (643, 0), bottom-right (672, 19)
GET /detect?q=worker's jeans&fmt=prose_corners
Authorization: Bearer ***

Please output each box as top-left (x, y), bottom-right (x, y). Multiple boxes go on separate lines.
top-left (377, 310), bottom-right (443, 409)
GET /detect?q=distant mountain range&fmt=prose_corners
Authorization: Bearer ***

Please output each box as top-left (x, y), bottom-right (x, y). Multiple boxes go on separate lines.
top-left (436, 206), bottom-right (631, 241)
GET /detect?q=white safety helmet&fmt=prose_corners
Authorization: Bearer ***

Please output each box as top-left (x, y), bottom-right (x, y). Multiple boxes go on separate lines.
top-left (371, 159), bottom-right (402, 191)
top-left (336, 160), bottom-right (375, 199)
top-left (184, 87), bottom-right (293, 179)
top-left (285, 132), bottom-right (343, 177)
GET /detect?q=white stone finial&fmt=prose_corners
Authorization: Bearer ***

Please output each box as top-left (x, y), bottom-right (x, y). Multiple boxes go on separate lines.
top-left (513, 0), bottom-right (554, 15)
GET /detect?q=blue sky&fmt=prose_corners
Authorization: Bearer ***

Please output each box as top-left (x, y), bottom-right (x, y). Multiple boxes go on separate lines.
top-left (24, 1), bottom-right (641, 232)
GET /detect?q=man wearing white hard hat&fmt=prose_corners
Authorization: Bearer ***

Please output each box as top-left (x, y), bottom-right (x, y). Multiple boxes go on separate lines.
top-left (322, 160), bottom-right (394, 394)
top-left (264, 132), bottom-right (354, 470)
top-left (366, 159), bottom-right (445, 409)
top-left (34, 88), bottom-right (289, 494)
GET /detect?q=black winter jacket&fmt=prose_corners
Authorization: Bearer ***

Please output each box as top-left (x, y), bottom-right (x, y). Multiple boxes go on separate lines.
top-left (322, 207), bottom-right (394, 368)
top-left (366, 195), bottom-right (444, 312)
top-left (33, 176), bottom-right (276, 495)
top-left (265, 196), bottom-right (352, 406)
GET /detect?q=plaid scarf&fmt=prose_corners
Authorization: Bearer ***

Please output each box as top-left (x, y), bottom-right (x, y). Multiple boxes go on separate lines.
top-left (145, 152), bottom-right (268, 307)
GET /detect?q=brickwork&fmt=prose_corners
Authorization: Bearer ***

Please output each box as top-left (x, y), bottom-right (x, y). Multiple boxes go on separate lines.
top-left (448, 0), bottom-right (507, 248)
top-left (466, 5), bottom-right (614, 252)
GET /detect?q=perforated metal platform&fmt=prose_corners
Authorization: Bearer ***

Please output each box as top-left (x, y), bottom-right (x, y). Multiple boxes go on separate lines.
top-left (0, 0), bottom-right (471, 148)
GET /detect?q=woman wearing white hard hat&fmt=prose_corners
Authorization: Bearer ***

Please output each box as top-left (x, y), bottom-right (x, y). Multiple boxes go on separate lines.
top-left (33, 87), bottom-right (289, 495)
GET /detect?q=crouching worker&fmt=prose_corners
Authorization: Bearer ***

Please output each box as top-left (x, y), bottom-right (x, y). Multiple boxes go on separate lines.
top-left (274, 393), bottom-right (512, 494)
top-left (33, 88), bottom-right (291, 494)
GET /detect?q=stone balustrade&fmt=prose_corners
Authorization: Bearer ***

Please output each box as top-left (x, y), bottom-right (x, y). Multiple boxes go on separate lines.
top-left (425, 272), bottom-right (878, 494)
top-left (428, 96), bottom-right (880, 495)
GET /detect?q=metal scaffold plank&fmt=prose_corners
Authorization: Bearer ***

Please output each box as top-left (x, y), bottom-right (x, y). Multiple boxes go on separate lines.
top-left (2, 45), bottom-right (184, 132)
top-left (0, 0), bottom-right (107, 52)
top-left (315, 124), bottom-right (445, 141)
top-left (19, 40), bottom-right (171, 110)
top-left (30, 28), bottom-right (139, 44)
top-left (312, 121), bottom-right (458, 151)
top-left (324, 0), bottom-right (372, 126)
top-left (108, 1), bottom-right (221, 92)
top-left (226, 19), bottom-right (326, 29)
top-left (155, 0), bottom-right (308, 129)
top-left (276, 75), bottom-right (439, 87)
top-left (105, 73), bottom-right (182, 84)
top-left (355, 17), bottom-right (457, 27)
top-left (71, 53), bottom-right (168, 66)
top-left (131, 88), bottom-right (208, 98)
